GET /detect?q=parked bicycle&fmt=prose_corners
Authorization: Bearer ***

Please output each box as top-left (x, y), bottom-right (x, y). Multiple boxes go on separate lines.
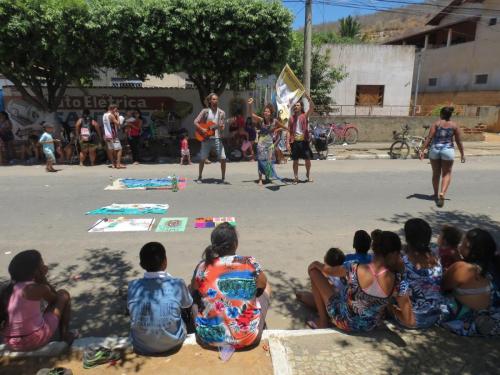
top-left (389, 124), bottom-right (430, 159)
top-left (309, 121), bottom-right (359, 159)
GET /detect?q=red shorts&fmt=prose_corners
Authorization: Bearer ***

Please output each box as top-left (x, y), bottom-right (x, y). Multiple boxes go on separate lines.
top-left (5, 312), bottom-right (59, 351)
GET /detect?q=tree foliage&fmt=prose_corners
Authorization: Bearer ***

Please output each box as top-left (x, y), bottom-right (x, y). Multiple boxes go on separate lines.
top-left (101, 0), bottom-right (293, 105)
top-left (0, 0), bottom-right (103, 112)
top-left (339, 15), bottom-right (362, 39)
top-left (288, 32), bottom-right (346, 107)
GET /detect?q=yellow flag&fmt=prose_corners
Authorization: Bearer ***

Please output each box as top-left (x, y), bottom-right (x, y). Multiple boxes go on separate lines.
top-left (275, 65), bottom-right (305, 123)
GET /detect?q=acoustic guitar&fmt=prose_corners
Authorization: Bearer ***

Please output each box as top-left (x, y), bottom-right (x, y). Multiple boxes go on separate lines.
top-left (195, 121), bottom-right (219, 142)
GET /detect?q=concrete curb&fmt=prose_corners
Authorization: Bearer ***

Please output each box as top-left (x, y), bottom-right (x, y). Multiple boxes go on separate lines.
top-left (0, 329), bottom-right (340, 359)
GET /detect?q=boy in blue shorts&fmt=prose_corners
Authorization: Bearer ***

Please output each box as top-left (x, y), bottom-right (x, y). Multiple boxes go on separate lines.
top-left (127, 242), bottom-right (193, 355)
top-left (39, 124), bottom-right (59, 172)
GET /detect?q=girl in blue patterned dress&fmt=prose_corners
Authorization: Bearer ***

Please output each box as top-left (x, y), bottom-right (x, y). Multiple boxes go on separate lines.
top-left (298, 231), bottom-right (413, 331)
top-left (391, 219), bottom-right (444, 329)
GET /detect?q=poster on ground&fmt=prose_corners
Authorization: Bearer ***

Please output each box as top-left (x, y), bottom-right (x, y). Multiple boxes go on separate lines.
top-left (155, 217), bottom-right (189, 232)
top-left (88, 218), bottom-right (155, 233)
top-left (86, 203), bottom-right (169, 215)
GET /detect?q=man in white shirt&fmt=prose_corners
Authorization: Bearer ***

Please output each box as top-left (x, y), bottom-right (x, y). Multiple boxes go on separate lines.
top-left (103, 104), bottom-right (126, 168)
top-left (194, 93), bottom-right (227, 183)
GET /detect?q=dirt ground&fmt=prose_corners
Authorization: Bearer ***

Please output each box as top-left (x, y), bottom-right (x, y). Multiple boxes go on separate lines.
top-left (1, 342), bottom-right (273, 375)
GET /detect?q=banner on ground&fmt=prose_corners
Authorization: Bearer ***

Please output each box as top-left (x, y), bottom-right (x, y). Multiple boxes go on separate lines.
top-left (275, 65), bottom-right (305, 123)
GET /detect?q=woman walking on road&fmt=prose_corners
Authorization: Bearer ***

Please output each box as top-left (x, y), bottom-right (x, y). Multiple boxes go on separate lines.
top-left (419, 107), bottom-right (465, 208)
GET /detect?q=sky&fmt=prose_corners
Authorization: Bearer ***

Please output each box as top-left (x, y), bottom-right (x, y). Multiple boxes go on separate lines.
top-left (283, 0), bottom-right (424, 29)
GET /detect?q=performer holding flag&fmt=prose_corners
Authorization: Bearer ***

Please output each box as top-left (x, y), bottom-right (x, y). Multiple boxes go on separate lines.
top-left (275, 65), bottom-right (315, 184)
top-left (247, 98), bottom-right (288, 185)
top-left (289, 93), bottom-right (314, 184)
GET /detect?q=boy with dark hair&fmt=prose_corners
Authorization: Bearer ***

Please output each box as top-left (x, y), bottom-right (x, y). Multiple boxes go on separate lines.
top-left (127, 242), bottom-right (193, 355)
top-left (345, 230), bottom-right (372, 264)
top-left (437, 225), bottom-right (462, 269)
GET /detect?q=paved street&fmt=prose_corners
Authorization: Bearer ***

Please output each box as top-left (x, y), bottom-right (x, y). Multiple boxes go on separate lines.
top-left (0, 157), bottom-right (499, 337)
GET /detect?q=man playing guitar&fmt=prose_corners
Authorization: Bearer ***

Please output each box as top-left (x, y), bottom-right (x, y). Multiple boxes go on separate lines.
top-left (194, 93), bottom-right (227, 183)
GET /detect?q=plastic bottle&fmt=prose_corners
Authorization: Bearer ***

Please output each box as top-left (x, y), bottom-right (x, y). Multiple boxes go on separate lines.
top-left (172, 174), bottom-right (178, 192)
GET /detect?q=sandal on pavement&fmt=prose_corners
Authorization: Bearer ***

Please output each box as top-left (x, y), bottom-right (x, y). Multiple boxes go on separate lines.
top-left (36, 368), bottom-right (73, 375)
top-left (83, 345), bottom-right (121, 369)
top-left (306, 319), bottom-right (319, 330)
top-left (436, 194), bottom-right (445, 208)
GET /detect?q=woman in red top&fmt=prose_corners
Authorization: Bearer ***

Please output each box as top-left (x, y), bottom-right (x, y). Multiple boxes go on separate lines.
top-left (288, 94), bottom-right (314, 184)
top-left (128, 110), bottom-right (143, 165)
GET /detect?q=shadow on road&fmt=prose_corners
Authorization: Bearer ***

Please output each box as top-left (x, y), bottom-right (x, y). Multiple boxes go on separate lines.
top-left (50, 247), bottom-right (139, 337)
top-left (380, 210), bottom-right (500, 243)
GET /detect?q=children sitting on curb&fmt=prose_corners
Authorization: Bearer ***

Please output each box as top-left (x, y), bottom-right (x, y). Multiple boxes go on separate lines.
top-left (127, 242), bottom-right (193, 355)
top-left (0, 250), bottom-right (74, 352)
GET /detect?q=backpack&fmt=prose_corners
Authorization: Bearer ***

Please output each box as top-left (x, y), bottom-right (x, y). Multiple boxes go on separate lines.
top-left (80, 117), bottom-right (95, 142)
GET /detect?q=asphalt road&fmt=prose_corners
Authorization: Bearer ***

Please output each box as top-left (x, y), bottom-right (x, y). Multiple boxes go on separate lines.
top-left (0, 157), bottom-right (499, 335)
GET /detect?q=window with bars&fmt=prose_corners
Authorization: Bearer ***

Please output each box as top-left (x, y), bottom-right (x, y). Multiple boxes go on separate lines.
top-left (428, 78), bottom-right (437, 87)
top-left (475, 74), bottom-right (488, 85)
top-left (355, 85), bottom-right (384, 107)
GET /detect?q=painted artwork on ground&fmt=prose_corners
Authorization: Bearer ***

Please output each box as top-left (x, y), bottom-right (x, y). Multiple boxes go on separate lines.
top-left (194, 217), bottom-right (236, 229)
top-left (155, 217), bottom-right (189, 232)
top-left (105, 177), bottom-right (187, 191)
top-left (86, 203), bottom-right (169, 215)
top-left (88, 218), bottom-right (155, 232)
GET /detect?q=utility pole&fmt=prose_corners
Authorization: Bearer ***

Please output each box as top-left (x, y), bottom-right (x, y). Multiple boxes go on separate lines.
top-left (303, 0), bottom-right (312, 94)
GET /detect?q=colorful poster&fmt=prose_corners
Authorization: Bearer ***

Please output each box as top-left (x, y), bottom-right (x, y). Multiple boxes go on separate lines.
top-left (155, 217), bottom-right (189, 232)
top-left (275, 64), bottom-right (305, 123)
top-left (88, 218), bottom-right (155, 233)
top-left (194, 217), bottom-right (236, 229)
top-left (86, 203), bottom-right (169, 215)
top-left (105, 177), bottom-right (187, 191)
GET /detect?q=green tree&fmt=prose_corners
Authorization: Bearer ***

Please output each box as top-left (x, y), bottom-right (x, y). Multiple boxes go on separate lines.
top-left (0, 0), bottom-right (104, 126)
top-left (288, 32), bottom-right (346, 107)
top-left (339, 15), bottom-right (362, 39)
top-left (104, 0), bottom-right (293, 105)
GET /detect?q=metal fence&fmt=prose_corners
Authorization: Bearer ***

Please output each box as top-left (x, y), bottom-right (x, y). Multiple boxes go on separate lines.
top-left (312, 104), bottom-right (484, 117)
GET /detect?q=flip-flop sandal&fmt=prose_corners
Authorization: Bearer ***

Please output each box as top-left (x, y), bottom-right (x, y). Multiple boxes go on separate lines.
top-left (436, 195), bottom-right (445, 208)
top-left (306, 320), bottom-right (319, 329)
top-left (36, 367), bottom-right (73, 375)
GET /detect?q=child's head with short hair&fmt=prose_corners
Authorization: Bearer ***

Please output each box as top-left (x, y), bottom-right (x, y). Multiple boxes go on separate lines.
top-left (43, 123), bottom-right (54, 133)
top-left (324, 248), bottom-right (345, 267)
top-left (353, 230), bottom-right (371, 254)
top-left (438, 225), bottom-right (462, 249)
top-left (371, 229), bottom-right (383, 252)
top-left (139, 242), bottom-right (167, 272)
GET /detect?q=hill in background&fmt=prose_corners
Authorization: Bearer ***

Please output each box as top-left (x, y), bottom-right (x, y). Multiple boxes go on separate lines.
top-left (312, 0), bottom-right (450, 43)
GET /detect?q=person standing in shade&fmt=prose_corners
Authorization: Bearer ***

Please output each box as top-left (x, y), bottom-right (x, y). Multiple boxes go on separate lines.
top-left (194, 93), bottom-right (226, 183)
top-left (103, 104), bottom-right (125, 169)
top-left (288, 93), bottom-right (314, 184)
top-left (75, 109), bottom-right (101, 166)
top-left (419, 106), bottom-right (465, 207)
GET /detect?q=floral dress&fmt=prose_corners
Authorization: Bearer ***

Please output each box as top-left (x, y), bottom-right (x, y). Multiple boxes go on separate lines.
top-left (194, 255), bottom-right (263, 348)
top-left (256, 119), bottom-right (280, 180)
top-left (401, 256), bottom-right (444, 328)
top-left (327, 262), bottom-right (408, 332)
top-left (440, 274), bottom-right (500, 336)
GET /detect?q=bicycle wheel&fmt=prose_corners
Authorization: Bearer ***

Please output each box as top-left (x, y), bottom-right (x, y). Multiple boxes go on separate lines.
top-left (389, 141), bottom-right (410, 159)
top-left (344, 127), bottom-right (358, 144)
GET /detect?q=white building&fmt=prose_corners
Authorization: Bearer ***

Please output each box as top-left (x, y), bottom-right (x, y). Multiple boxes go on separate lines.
top-left (324, 44), bottom-right (415, 116)
top-left (386, 0), bottom-right (500, 124)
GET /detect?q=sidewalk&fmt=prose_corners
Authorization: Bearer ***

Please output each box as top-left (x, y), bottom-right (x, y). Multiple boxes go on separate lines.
top-left (2, 328), bottom-right (499, 374)
top-left (327, 136), bottom-right (500, 160)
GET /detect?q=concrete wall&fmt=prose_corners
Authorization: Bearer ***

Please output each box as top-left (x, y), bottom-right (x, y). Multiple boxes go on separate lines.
top-left (310, 115), bottom-right (486, 142)
top-left (415, 1), bottom-right (500, 93)
top-left (324, 44), bottom-right (415, 116)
